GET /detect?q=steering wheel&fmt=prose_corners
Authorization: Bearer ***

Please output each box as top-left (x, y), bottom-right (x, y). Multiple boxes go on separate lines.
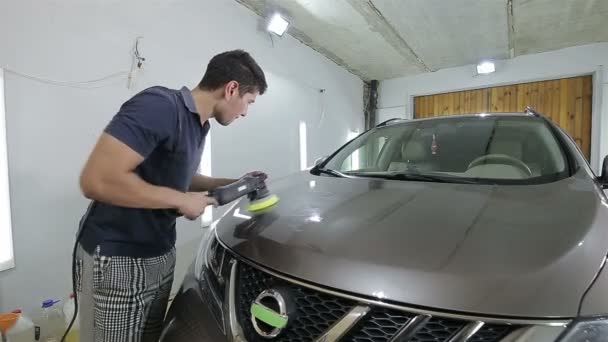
top-left (467, 154), bottom-right (532, 176)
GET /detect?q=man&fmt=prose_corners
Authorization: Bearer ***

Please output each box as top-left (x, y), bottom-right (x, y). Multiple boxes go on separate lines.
top-left (74, 49), bottom-right (267, 342)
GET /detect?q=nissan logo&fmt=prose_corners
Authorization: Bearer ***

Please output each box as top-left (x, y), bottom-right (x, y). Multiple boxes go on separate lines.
top-left (250, 289), bottom-right (290, 338)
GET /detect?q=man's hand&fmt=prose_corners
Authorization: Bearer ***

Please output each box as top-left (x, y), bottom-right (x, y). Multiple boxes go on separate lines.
top-left (178, 193), bottom-right (218, 220)
top-left (242, 171), bottom-right (268, 182)
top-left (189, 175), bottom-right (236, 192)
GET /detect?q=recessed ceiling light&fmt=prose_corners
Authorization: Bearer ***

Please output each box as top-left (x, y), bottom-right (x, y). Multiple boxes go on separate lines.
top-left (267, 13), bottom-right (289, 36)
top-left (477, 61), bottom-right (496, 74)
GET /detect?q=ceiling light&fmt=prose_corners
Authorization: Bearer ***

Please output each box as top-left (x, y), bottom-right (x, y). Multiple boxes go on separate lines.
top-left (267, 13), bottom-right (289, 36)
top-left (477, 61), bottom-right (495, 75)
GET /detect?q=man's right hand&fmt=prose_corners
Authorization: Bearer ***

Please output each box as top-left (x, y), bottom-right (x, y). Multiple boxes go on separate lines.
top-left (178, 192), bottom-right (218, 220)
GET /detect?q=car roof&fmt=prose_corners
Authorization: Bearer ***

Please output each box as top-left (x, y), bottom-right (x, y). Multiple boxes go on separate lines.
top-left (376, 110), bottom-right (543, 128)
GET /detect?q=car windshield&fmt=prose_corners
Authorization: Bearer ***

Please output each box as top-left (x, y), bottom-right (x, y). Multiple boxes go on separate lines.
top-left (321, 115), bottom-right (570, 185)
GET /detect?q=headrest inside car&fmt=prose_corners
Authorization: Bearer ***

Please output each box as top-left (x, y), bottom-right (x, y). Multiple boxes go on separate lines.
top-left (402, 141), bottom-right (427, 162)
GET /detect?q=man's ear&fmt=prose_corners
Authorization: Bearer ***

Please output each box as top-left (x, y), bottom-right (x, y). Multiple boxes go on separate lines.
top-left (225, 81), bottom-right (239, 98)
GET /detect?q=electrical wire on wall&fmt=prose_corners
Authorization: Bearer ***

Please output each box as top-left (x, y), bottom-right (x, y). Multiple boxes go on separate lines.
top-left (1, 68), bottom-right (130, 89)
top-left (1, 36), bottom-right (145, 90)
top-left (128, 36), bottom-right (146, 89)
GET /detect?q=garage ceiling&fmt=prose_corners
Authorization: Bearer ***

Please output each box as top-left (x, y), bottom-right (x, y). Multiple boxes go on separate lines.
top-left (236, 0), bottom-right (608, 81)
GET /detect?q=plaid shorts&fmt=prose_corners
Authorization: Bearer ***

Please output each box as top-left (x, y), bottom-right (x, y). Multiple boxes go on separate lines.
top-left (75, 244), bottom-right (176, 342)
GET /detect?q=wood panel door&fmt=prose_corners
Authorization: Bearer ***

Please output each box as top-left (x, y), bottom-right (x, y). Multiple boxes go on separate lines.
top-left (413, 75), bottom-right (593, 159)
top-left (415, 89), bottom-right (488, 119)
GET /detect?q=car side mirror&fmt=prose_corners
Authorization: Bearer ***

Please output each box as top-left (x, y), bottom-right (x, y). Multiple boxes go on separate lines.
top-left (314, 156), bottom-right (328, 166)
top-left (601, 156), bottom-right (608, 189)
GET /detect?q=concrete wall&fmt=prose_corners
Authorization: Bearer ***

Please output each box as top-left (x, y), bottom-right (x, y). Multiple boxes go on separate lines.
top-left (0, 0), bottom-right (363, 313)
top-left (378, 43), bottom-right (608, 173)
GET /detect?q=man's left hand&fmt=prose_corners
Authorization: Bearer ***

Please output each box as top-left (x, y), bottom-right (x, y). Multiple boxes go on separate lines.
top-left (242, 171), bottom-right (268, 182)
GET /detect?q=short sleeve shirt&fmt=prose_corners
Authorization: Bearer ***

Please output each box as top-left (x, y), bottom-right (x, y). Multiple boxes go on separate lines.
top-left (79, 86), bottom-right (210, 258)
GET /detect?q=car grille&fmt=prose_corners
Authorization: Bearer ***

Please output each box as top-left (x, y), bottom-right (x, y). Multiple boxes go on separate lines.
top-left (408, 317), bottom-right (468, 342)
top-left (468, 324), bottom-right (516, 342)
top-left (230, 249), bottom-right (520, 341)
top-left (343, 307), bottom-right (415, 341)
top-left (237, 261), bottom-right (355, 341)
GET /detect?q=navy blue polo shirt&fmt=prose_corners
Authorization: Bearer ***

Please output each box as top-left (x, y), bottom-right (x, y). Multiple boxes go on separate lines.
top-left (79, 86), bottom-right (210, 258)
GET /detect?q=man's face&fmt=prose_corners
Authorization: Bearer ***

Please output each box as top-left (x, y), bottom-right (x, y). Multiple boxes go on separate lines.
top-left (215, 81), bottom-right (258, 126)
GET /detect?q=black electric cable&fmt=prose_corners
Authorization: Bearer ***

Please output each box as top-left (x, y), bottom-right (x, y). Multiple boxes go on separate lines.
top-left (59, 235), bottom-right (80, 342)
top-left (60, 202), bottom-right (94, 342)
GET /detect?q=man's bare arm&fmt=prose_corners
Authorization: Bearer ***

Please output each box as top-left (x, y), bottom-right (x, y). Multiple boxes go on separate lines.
top-left (80, 133), bottom-right (188, 209)
top-left (189, 174), bottom-right (237, 192)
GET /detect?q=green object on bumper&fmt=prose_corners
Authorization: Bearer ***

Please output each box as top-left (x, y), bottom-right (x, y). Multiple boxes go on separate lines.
top-left (250, 303), bottom-right (288, 328)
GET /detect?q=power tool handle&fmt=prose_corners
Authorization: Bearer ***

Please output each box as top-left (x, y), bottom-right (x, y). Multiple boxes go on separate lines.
top-left (208, 177), bottom-right (255, 206)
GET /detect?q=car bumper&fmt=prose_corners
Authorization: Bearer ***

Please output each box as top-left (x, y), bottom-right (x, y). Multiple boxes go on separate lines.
top-left (161, 253), bottom-right (570, 342)
top-left (160, 266), bottom-right (230, 342)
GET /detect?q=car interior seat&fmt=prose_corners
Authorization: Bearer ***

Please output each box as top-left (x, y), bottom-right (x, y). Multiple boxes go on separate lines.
top-left (521, 136), bottom-right (544, 177)
top-left (465, 137), bottom-right (531, 179)
top-left (488, 139), bottom-right (524, 160)
top-left (387, 140), bottom-right (437, 172)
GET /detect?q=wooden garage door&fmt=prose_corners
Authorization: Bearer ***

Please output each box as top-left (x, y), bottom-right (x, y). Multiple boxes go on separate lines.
top-left (414, 75), bottom-right (593, 160)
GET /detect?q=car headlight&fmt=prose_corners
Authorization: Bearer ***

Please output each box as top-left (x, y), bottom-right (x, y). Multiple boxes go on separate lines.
top-left (195, 228), bottom-right (224, 277)
top-left (208, 236), bottom-right (228, 283)
top-left (194, 202), bottom-right (240, 283)
top-left (558, 316), bottom-right (608, 341)
top-left (194, 230), bottom-right (212, 281)
top-left (193, 231), bottom-right (230, 332)
top-left (199, 232), bottom-right (228, 294)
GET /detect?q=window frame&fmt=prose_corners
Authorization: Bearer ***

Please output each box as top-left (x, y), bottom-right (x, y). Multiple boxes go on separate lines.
top-left (0, 68), bottom-right (15, 272)
top-left (200, 133), bottom-right (213, 227)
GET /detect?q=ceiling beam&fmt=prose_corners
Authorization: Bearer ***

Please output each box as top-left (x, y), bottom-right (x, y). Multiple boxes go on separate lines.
top-left (507, 0), bottom-right (515, 58)
top-left (346, 0), bottom-right (431, 73)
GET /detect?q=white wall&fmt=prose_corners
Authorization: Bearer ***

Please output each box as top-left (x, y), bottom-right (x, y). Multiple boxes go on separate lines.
top-left (378, 43), bottom-right (608, 172)
top-left (0, 0), bottom-right (363, 314)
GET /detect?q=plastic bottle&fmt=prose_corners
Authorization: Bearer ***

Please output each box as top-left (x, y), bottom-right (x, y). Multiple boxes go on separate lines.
top-left (62, 294), bottom-right (79, 342)
top-left (0, 312), bottom-right (19, 342)
top-left (5, 310), bottom-right (35, 342)
top-left (37, 299), bottom-right (65, 342)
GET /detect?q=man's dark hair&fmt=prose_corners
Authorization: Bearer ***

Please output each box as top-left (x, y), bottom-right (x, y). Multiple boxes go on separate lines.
top-left (199, 49), bottom-right (267, 95)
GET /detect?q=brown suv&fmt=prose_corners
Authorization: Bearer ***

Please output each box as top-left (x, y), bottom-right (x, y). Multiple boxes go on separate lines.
top-left (161, 112), bottom-right (608, 342)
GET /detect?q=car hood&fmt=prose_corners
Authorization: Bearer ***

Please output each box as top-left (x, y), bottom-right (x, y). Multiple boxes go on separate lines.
top-left (215, 171), bottom-right (608, 318)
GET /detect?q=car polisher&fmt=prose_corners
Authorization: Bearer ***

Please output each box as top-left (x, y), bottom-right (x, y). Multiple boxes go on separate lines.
top-left (208, 174), bottom-right (279, 214)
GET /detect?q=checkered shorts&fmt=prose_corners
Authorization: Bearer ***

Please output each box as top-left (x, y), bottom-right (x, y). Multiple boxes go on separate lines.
top-left (75, 244), bottom-right (176, 342)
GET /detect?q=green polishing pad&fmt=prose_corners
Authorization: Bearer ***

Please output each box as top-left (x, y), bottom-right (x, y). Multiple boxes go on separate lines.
top-left (247, 194), bottom-right (280, 214)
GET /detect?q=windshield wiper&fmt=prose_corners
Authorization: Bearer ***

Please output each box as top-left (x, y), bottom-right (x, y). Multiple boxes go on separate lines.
top-left (389, 173), bottom-right (452, 183)
top-left (394, 172), bottom-right (480, 184)
top-left (356, 172), bottom-right (478, 184)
